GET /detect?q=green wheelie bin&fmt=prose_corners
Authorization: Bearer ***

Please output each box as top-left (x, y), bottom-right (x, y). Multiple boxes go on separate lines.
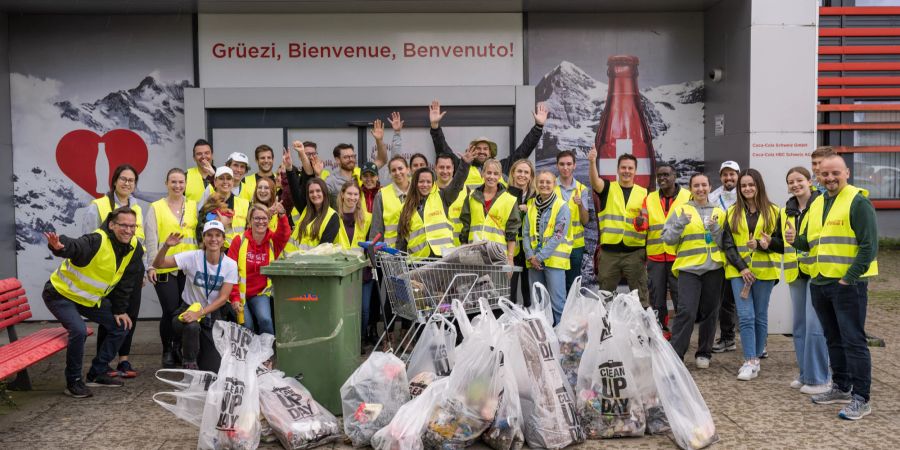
top-left (261, 253), bottom-right (368, 414)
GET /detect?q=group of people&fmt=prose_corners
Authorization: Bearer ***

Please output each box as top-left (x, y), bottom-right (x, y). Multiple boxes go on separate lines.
top-left (41, 100), bottom-right (877, 422)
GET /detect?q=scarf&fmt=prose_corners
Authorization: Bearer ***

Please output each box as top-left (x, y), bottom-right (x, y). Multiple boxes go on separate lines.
top-left (535, 192), bottom-right (556, 225)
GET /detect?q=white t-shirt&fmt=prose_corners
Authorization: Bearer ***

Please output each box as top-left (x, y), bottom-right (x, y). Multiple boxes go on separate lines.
top-left (175, 250), bottom-right (239, 307)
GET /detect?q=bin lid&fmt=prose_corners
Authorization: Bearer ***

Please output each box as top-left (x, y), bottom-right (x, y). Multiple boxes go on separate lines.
top-left (261, 252), bottom-right (369, 277)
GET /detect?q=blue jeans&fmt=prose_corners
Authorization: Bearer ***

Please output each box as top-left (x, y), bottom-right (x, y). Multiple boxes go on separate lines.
top-left (43, 288), bottom-right (128, 383)
top-left (242, 295), bottom-right (275, 335)
top-left (788, 278), bottom-right (830, 385)
top-left (731, 278), bottom-right (775, 360)
top-left (811, 281), bottom-right (871, 402)
top-left (529, 267), bottom-right (566, 326)
top-left (565, 246), bottom-right (585, 289)
top-left (361, 279), bottom-right (374, 336)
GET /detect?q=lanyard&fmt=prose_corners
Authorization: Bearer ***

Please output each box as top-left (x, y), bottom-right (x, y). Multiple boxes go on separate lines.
top-left (202, 252), bottom-right (224, 300)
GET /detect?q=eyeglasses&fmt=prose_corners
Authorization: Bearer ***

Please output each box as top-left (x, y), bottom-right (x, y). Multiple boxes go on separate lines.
top-left (118, 177), bottom-right (136, 184)
top-left (114, 222), bottom-right (137, 230)
top-left (251, 217), bottom-right (269, 223)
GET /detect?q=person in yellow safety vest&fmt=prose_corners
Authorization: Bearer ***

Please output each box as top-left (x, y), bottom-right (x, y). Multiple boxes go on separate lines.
top-left (250, 176), bottom-right (281, 232)
top-left (226, 204), bottom-right (290, 336)
top-left (508, 158), bottom-right (537, 307)
top-left (460, 158), bottom-right (521, 266)
top-left (764, 167), bottom-right (830, 395)
top-left (397, 148), bottom-right (472, 257)
top-left (224, 152), bottom-right (254, 202)
top-left (282, 147), bottom-right (341, 252)
top-left (661, 173), bottom-right (726, 367)
top-left (633, 163), bottom-right (691, 333)
top-left (324, 119), bottom-right (389, 207)
top-left (240, 144), bottom-right (278, 206)
top-left (145, 168), bottom-right (198, 369)
top-left (369, 156), bottom-right (411, 246)
top-left (82, 163), bottom-right (144, 379)
top-left (428, 99), bottom-right (548, 189)
top-left (433, 154), bottom-right (467, 245)
top-left (554, 150), bottom-right (587, 289)
top-left (185, 139), bottom-right (216, 203)
top-left (43, 206), bottom-right (142, 397)
top-left (334, 181), bottom-right (376, 345)
top-left (785, 154), bottom-right (878, 420)
top-left (586, 146), bottom-right (650, 307)
top-left (524, 170), bottom-right (572, 326)
top-left (721, 168), bottom-right (781, 382)
top-left (196, 166), bottom-right (250, 249)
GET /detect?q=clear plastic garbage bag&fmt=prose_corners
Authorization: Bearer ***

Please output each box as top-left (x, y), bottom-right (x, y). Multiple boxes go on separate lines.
top-left (152, 369), bottom-right (218, 428)
top-left (341, 351), bottom-right (411, 447)
top-left (482, 324), bottom-right (525, 450)
top-left (371, 377), bottom-right (451, 450)
top-left (555, 276), bottom-right (610, 390)
top-left (406, 313), bottom-right (456, 396)
top-left (258, 368), bottom-right (341, 450)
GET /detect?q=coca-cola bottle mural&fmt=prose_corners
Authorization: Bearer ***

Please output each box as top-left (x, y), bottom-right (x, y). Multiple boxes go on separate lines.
top-left (594, 55), bottom-right (656, 188)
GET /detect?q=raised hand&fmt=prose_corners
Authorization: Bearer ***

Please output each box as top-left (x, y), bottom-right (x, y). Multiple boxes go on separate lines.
top-left (271, 199), bottom-right (286, 216)
top-left (44, 232), bottom-right (64, 251)
top-left (164, 232), bottom-right (183, 247)
top-left (291, 140), bottom-right (304, 153)
top-left (461, 144), bottom-right (476, 163)
top-left (429, 100), bottom-right (446, 128)
top-left (533, 102), bottom-right (549, 126)
top-left (389, 111), bottom-right (404, 132)
top-left (200, 160), bottom-right (215, 177)
top-left (370, 119), bottom-right (385, 141)
top-left (587, 145), bottom-right (598, 161)
top-left (282, 147), bottom-right (293, 169)
top-left (313, 158), bottom-right (325, 176)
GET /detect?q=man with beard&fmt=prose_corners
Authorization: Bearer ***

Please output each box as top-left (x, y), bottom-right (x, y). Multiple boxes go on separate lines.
top-left (239, 144), bottom-right (277, 202)
top-left (185, 139), bottom-right (216, 203)
top-left (324, 120), bottom-right (388, 207)
top-left (709, 161), bottom-right (740, 353)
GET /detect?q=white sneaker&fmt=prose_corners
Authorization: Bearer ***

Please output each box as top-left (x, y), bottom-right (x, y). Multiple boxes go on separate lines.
top-left (800, 383), bottom-right (832, 395)
top-left (737, 362), bottom-right (758, 381)
top-left (696, 356), bottom-right (710, 369)
top-left (790, 378), bottom-right (803, 389)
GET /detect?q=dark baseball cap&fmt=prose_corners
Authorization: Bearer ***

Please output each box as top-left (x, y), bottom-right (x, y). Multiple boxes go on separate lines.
top-left (361, 161), bottom-right (378, 175)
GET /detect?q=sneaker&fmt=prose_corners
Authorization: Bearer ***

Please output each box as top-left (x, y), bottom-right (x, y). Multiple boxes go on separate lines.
top-left (115, 361), bottom-right (138, 378)
top-left (712, 338), bottom-right (736, 353)
top-left (737, 362), bottom-right (758, 381)
top-left (104, 366), bottom-right (120, 378)
top-left (790, 378), bottom-right (803, 389)
top-left (760, 348), bottom-right (769, 359)
top-left (162, 350), bottom-right (176, 369)
top-left (86, 372), bottom-right (124, 388)
top-left (64, 379), bottom-right (93, 398)
top-left (811, 385), bottom-right (852, 405)
top-left (838, 395), bottom-right (872, 420)
top-left (696, 356), bottom-right (710, 369)
top-left (800, 383), bottom-right (832, 395)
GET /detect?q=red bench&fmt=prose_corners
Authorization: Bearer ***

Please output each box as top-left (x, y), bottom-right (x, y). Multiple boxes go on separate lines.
top-left (0, 277), bottom-right (92, 390)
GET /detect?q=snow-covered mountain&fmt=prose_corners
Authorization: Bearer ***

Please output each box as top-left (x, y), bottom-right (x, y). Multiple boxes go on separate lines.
top-left (55, 74), bottom-right (190, 145)
top-left (14, 167), bottom-right (87, 251)
top-left (535, 60), bottom-right (704, 178)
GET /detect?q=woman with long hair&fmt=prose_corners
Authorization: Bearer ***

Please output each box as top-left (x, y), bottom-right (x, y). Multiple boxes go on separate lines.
top-left (459, 158), bottom-right (521, 263)
top-left (84, 163), bottom-right (143, 378)
top-left (409, 153), bottom-right (429, 172)
top-left (396, 148), bottom-right (472, 257)
top-left (226, 203), bottom-right (289, 336)
top-left (145, 168), bottom-right (198, 368)
top-left (769, 167), bottom-right (830, 394)
top-left (153, 221), bottom-right (238, 371)
top-left (508, 158), bottom-right (536, 306)
top-left (252, 176), bottom-right (281, 231)
top-left (284, 149), bottom-right (340, 252)
top-left (524, 170), bottom-right (571, 325)
top-left (722, 168), bottom-right (781, 381)
top-left (196, 166), bottom-right (250, 250)
top-left (336, 181), bottom-right (375, 345)
top-left (662, 173), bottom-right (726, 369)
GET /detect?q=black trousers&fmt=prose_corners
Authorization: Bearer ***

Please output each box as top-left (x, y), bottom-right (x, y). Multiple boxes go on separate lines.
top-left (647, 260), bottom-right (679, 326)
top-left (153, 271), bottom-right (187, 351)
top-left (510, 251), bottom-right (531, 307)
top-left (718, 273), bottom-right (737, 341)
top-left (670, 269), bottom-right (724, 360)
top-left (97, 278), bottom-right (142, 358)
top-left (172, 304), bottom-right (223, 372)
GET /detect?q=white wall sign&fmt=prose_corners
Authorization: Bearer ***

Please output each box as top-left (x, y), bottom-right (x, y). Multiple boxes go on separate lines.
top-left (199, 14), bottom-right (523, 88)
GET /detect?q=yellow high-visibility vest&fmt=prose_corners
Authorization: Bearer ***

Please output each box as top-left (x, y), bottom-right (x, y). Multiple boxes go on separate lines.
top-left (337, 210), bottom-right (372, 251)
top-left (781, 209), bottom-right (814, 283)
top-left (185, 167), bottom-right (208, 203)
top-left (806, 184), bottom-right (878, 279)
top-left (238, 174), bottom-right (256, 203)
top-left (50, 230), bottom-right (137, 308)
top-left (380, 185), bottom-right (404, 246)
top-left (226, 196), bottom-right (250, 246)
top-left (93, 196), bottom-right (144, 242)
top-left (670, 204), bottom-right (726, 277)
top-left (645, 188), bottom-right (691, 257)
top-left (406, 187), bottom-right (455, 257)
top-left (598, 182), bottom-right (648, 247)
top-left (469, 190), bottom-right (518, 247)
top-left (724, 204), bottom-right (782, 280)
top-left (236, 235), bottom-right (274, 304)
top-left (448, 188), bottom-right (468, 246)
top-left (464, 165), bottom-right (507, 190)
top-left (286, 207), bottom-right (338, 253)
top-left (526, 196), bottom-right (572, 270)
top-left (150, 198), bottom-right (198, 274)
top-left (554, 181), bottom-right (587, 249)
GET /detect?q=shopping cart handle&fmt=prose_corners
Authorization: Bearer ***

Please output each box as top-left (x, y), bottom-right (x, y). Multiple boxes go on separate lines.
top-left (358, 240), bottom-right (400, 254)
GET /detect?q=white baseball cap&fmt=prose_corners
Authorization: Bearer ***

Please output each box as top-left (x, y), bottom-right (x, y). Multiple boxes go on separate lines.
top-left (719, 161), bottom-right (740, 174)
top-left (214, 166), bottom-right (234, 178)
top-left (202, 220), bottom-right (225, 235)
top-left (227, 152), bottom-right (250, 165)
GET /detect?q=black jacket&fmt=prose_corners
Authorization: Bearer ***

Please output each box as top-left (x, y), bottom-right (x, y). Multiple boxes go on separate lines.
top-left (286, 168), bottom-right (339, 244)
top-left (44, 224), bottom-right (145, 314)
top-left (430, 124), bottom-right (544, 175)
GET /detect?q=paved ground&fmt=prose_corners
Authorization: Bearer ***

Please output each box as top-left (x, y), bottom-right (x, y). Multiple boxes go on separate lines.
top-left (3, 250), bottom-right (900, 449)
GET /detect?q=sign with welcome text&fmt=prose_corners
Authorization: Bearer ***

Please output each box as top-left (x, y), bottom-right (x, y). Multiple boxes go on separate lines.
top-left (199, 13), bottom-right (523, 87)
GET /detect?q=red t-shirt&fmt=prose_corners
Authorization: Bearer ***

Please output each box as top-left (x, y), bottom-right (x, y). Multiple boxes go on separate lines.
top-left (227, 215), bottom-right (291, 303)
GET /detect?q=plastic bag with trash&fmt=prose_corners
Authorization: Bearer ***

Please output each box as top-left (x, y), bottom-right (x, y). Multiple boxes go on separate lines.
top-left (198, 321), bottom-right (275, 450)
top-left (258, 368), bottom-right (341, 450)
top-left (576, 292), bottom-right (646, 438)
top-left (153, 369), bottom-right (218, 427)
top-left (642, 308), bottom-right (719, 449)
top-left (340, 351), bottom-right (411, 447)
top-left (371, 377), bottom-right (451, 450)
top-left (482, 323), bottom-right (525, 450)
top-left (406, 314), bottom-right (456, 397)
top-left (555, 276), bottom-right (610, 390)
top-left (499, 285), bottom-right (585, 449)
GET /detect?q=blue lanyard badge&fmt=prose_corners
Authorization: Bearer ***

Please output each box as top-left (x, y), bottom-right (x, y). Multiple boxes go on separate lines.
top-left (202, 252), bottom-right (224, 300)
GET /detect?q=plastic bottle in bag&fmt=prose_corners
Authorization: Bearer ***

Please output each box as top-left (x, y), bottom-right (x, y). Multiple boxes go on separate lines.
top-left (482, 331), bottom-right (525, 450)
top-left (555, 277), bottom-right (609, 390)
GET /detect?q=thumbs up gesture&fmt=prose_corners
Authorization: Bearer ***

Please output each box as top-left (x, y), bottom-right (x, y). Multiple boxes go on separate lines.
top-left (784, 220), bottom-right (796, 244)
top-left (759, 232), bottom-right (771, 250)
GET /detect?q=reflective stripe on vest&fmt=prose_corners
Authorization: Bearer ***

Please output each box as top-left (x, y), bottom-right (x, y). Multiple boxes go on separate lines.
top-left (50, 230), bottom-right (137, 308)
top-left (671, 204), bottom-right (726, 277)
top-left (806, 185), bottom-right (878, 279)
top-left (646, 188), bottom-right (691, 257)
top-left (93, 197), bottom-right (145, 243)
top-left (555, 181), bottom-right (587, 249)
top-left (185, 167), bottom-right (207, 204)
top-left (449, 188), bottom-right (467, 246)
top-left (338, 211), bottom-right (372, 251)
top-left (406, 188), bottom-right (455, 257)
top-left (151, 198), bottom-right (198, 274)
top-left (237, 235), bottom-right (274, 304)
top-left (598, 182), bottom-right (648, 247)
top-left (469, 190), bottom-right (518, 247)
top-left (526, 196), bottom-right (572, 270)
top-left (381, 184), bottom-right (404, 246)
top-left (724, 204), bottom-right (782, 280)
top-left (286, 207), bottom-right (338, 253)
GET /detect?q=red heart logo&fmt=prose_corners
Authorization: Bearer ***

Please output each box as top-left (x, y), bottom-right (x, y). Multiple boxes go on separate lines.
top-left (56, 129), bottom-right (149, 198)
